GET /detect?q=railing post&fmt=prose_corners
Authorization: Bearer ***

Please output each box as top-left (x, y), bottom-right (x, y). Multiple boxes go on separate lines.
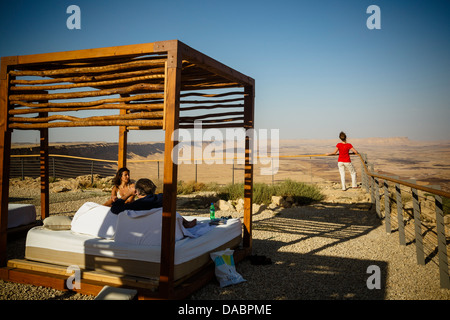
top-left (409, 179), bottom-right (425, 265)
top-left (21, 157), bottom-right (24, 181)
top-left (369, 163), bottom-right (375, 205)
top-left (194, 160), bottom-right (198, 183)
top-left (374, 177), bottom-right (381, 218)
top-left (157, 161), bottom-right (160, 180)
top-left (232, 160), bottom-right (235, 185)
top-left (361, 153), bottom-right (368, 192)
top-left (395, 182), bottom-right (406, 246)
top-left (272, 158), bottom-right (274, 185)
top-left (90, 161), bottom-right (94, 185)
top-left (429, 185), bottom-right (450, 289)
top-left (383, 180), bottom-right (391, 234)
top-left (52, 157), bottom-right (55, 179)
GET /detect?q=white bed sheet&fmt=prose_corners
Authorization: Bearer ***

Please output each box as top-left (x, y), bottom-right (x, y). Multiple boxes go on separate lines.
top-left (25, 217), bottom-right (242, 265)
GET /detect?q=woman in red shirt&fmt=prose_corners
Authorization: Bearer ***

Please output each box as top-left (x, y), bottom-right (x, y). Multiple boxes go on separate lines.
top-left (327, 132), bottom-right (359, 191)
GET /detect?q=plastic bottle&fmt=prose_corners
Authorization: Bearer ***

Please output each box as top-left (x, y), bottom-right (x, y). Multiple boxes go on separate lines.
top-left (210, 202), bottom-right (215, 220)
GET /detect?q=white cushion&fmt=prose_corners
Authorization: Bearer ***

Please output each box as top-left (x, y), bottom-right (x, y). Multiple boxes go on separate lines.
top-left (114, 207), bottom-right (186, 246)
top-left (70, 202), bottom-right (117, 239)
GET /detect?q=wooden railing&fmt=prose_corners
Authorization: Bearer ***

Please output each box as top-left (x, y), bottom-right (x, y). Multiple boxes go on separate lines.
top-left (356, 152), bottom-right (449, 289)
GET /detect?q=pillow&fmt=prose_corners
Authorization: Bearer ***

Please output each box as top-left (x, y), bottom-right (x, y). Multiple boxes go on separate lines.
top-left (114, 208), bottom-right (186, 246)
top-left (43, 216), bottom-right (72, 230)
top-left (71, 202), bottom-right (118, 239)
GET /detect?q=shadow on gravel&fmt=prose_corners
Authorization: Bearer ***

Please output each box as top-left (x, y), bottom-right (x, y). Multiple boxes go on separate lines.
top-left (249, 202), bottom-right (386, 299)
top-left (193, 201), bottom-right (387, 300)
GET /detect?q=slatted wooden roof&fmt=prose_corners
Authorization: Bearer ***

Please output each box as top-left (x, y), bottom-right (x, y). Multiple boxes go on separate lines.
top-left (2, 40), bottom-right (254, 131)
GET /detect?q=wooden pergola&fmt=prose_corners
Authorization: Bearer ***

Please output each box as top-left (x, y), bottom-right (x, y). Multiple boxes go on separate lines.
top-left (0, 40), bottom-right (255, 299)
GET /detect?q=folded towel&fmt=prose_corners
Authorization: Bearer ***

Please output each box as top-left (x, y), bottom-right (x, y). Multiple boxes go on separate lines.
top-left (183, 220), bottom-right (215, 238)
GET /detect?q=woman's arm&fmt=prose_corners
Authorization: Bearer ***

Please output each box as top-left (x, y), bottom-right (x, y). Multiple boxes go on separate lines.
top-left (110, 186), bottom-right (119, 202)
top-left (326, 147), bottom-right (339, 156)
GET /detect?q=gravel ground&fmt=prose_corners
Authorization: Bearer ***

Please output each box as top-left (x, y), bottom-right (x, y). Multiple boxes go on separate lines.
top-left (2, 184), bottom-right (449, 300)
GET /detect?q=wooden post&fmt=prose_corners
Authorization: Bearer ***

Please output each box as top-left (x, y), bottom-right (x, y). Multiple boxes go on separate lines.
top-left (243, 85), bottom-right (254, 251)
top-left (0, 58), bottom-right (12, 267)
top-left (374, 177), bottom-right (381, 218)
top-left (0, 128), bottom-right (11, 267)
top-left (118, 98), bottom-right (128, 169)
top-left (429, 185), bottom-right (450, 289)
top-left (159, 47), bottom-right (181, 298)
top-left (395, 182), bottom-right (406, 246)
top-left (39, 110), bottom-right (49, 220)
top-left (369, 163), bottom-right (375, 204)
top-left (383, 180), bottom-right (391, 234)
top-left (360, 153), bottom-right (368, 192)
top-left (409, 180), bottom-right (425, 265)
top-left (232, 160), bottom-right (234, 185)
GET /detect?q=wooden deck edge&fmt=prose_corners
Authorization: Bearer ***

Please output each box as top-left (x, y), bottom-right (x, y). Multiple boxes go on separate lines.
top-left (1, 247), bottom-right (251, 300)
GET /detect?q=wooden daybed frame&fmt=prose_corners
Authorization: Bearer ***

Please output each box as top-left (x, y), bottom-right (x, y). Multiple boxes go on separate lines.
top-left (0, 40), bottom-right (255, 299)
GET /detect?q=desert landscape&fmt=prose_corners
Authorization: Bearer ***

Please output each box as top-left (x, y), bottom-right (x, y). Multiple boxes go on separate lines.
top-left (11, 137), bottom-right (450, 193)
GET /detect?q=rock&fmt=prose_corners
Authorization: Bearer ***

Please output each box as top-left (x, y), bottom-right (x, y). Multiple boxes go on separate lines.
top-left (444, 215), bottom-right (450, 225)
top-left (271, 196), bottom-right (283, 206)
top-left (215, 199), bottom-right (235, 212)
top-left (52, 186), bottom-right (71, 193)
top-left (253, 203), bottom-right (267, 214)
top-left (235, 198), bottom-right (245, 213)
top-left (271, 195), bottom-right (292, 208)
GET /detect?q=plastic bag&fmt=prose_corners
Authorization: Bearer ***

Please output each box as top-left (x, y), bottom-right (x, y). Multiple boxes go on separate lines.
top-left (210, 248), bottom-right (246, 287)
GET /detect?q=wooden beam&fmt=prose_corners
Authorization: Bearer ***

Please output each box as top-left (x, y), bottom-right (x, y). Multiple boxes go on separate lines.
top-left (9, 83), bottom-right (164, 102)
top-left (9, 119), bottom-right (163, 129)
top-left (118, 95), bottom-right (128, 168)
top-left (243, 85), bottom-right (255, 250)
top-left (39, 110), bottom-right (49, 220)
top-left (159, 48), bottom-right (181, 298)
top-left (0, 62), bottom-right (12, 266)
top-left (10, 93), bottom-right (164, 109)
top-left (14, 42), bottom-right (156, 66)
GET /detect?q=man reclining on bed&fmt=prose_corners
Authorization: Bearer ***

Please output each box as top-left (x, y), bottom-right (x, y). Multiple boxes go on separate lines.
top-left (111, 178), bottom-right (197, 229)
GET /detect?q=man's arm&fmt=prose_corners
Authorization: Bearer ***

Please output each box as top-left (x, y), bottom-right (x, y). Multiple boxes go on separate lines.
top-left (111, 186), bottom-right (136, 214)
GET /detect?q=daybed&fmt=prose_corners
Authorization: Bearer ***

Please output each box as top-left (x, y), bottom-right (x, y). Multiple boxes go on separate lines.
top-left (25, 202), bottom-right (242, 282)
top-left (8, 204), bottom-right (36, 229)
top-left (0, 40), bottom-right (255, 298)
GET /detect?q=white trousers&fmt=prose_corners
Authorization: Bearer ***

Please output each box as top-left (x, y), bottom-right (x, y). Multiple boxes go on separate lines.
top-left (338, 162), bottom-right (357, 190)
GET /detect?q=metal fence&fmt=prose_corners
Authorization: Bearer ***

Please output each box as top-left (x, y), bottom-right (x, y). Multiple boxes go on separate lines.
top-left (10, 155), bottom-right (118, 181)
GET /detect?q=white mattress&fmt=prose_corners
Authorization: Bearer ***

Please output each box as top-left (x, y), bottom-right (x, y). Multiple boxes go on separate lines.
top-left (25, 217), bottom-right (242, 265)
top-left (8, 204), bottom-right (36, 228)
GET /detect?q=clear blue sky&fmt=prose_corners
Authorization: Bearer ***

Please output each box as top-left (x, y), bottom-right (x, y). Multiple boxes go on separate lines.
top-left (1, 0), bottom-right (449, 143)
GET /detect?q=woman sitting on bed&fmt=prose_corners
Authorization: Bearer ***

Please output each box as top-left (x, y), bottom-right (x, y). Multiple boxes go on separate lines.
top-left (111, 178), bottom-right (197, 228)
top-left (104, 167), bottom-right (135, 206)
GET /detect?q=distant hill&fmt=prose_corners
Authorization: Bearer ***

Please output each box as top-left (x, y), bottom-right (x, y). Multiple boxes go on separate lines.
top-left (11, 142), bottom-right (165, 160)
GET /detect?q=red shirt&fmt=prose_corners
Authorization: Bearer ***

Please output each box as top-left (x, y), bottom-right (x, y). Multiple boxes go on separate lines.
top-left (336, 143), bottom-right (353, 162)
